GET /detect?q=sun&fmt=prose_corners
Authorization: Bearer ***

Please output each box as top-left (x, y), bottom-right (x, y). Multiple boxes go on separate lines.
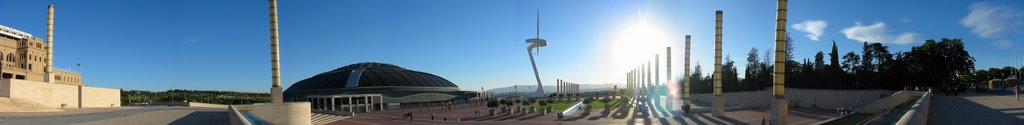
top-left (609, 22), bottom-right (670, 81)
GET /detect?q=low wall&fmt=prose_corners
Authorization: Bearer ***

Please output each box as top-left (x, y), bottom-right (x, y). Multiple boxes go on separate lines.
top-left (0, 79), bottom-right (120, 108)
top-left (312, 109), bottom-right (355, 116)
top-left (153, 102), bottom-right (228, 109)
top-left (80, 86), bottom-right (121, 108)
top-left (689, 88), bottom-right (893, 110)
top-left (0, 79), bottom-right (79, 108)
top-left (228, 105), bottom-right (254, 125)
top-left (188, 102), bottom-right (228, 109)
top-left (895, 91), bottom-right (931, 125)
top-left (854, 91), bottom-right (925, 113)
top-left (233, 102), bottom-right (311, 125)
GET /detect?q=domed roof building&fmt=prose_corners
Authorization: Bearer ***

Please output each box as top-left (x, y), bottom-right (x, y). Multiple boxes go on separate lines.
top-left (284, 62), bottom-right (476, 104)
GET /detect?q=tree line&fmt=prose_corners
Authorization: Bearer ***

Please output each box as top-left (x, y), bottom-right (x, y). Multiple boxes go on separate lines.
top-left (683, 36), bottom-right (982, 93)
top-left (122, 89), bottom-right (270, 105)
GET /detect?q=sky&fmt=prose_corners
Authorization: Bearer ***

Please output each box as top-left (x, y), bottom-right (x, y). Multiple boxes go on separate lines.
top-left (0, 0), bottom-right (1022, 92)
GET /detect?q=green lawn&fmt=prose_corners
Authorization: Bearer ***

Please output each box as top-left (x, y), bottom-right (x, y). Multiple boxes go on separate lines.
top-left (588, 100), bottom-right (621, 109)
top-left (536, 99), bottom-right (622, 111)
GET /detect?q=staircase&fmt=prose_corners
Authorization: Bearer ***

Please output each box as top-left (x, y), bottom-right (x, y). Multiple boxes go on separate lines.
top-left (0, 97), bottom-right (61, 112)
top-left (311, 113), bottom-right (349, 125)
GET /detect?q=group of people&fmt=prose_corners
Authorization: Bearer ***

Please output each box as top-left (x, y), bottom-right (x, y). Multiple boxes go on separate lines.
top-left (836, 107), bottom-right (853, 116)
top-left (402, 111), bottom-right (414, 121)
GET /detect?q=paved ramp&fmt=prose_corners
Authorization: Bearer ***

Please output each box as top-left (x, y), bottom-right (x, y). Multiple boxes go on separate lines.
top-left (312, 113), bottom-right (349, 125)
top-left (0, 97), bottom-right (61, 112)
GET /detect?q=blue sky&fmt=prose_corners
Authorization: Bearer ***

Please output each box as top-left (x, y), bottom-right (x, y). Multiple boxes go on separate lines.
top-left (0, 0), bottom-right (1022, 92)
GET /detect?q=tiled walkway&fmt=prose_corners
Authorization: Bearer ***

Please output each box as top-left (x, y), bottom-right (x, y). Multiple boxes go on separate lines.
top-left (332, 97), bottom-right (835, 125)
top-left (928, 91), bottom-right (1024, 125)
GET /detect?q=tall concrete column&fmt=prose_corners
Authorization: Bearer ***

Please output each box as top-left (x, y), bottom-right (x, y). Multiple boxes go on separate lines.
top-left (268, 0), bottom-right (284, 103)
top-left (684, 35), bottom-right (691, 107)
top-left (772, 0), bottom-right (789, 124)
top-left (666, 47), bottom-right (671, 94)
top-left (655, 54), bottom-right (663, 98)
top-left (712, 10), bottom-right (725, 117)
top-left (349, 97), bottom-right (353, 112)
top-left (647, 60), bottom-right (652, 96)
top-left (380, 96), bottom-right (384, 111)
top-left (365, 96), bottom-right (370, 112)
top-left (44, 4), bottom-right (55, 83)
top-left (666, 47), bottom-right (672, 108)
top-left (331, 97), bottom-right (336, 111)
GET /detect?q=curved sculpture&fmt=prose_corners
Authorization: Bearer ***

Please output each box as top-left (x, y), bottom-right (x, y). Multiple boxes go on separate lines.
top-left (526, 13), bottom-right (547, 97)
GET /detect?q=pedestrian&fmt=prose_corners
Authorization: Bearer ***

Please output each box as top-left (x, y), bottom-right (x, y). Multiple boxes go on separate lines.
top-left (1016, 85), bottom-right (1020, 101)
top-left (432, 112), bottom-right (436, 120)
top-left (475, 110), bottom-right (479, 115)
top-left (761, 116), bottom-right (766, 125)
top-left (444, 117), bottom-right (447, 121)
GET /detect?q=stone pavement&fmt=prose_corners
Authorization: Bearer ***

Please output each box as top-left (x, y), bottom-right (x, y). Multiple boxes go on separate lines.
top-left (928, 91), bottom-right (1024, 125)
top-left (331, 97), bottom-right (835, 125)
top-left (0, 106), bottom-right (226, 125)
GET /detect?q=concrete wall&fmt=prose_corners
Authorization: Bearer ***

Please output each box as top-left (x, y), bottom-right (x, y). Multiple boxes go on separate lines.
top-left (895, 91), bottom-right (931, 125)
top-left (0, 79), bottom-right (119, 108)
top-left (854, 91), bottom-right (925, 113)
top-left (0, 79), bottom-right (78, 108)
top-left (690, 88), bottom-right (894, 110)
top-left (81, 86), bottom-right (120, 107)
top-left (228, 105), bottom-right (254, 125)
top-left (234, 102), bottom-right (311, 125)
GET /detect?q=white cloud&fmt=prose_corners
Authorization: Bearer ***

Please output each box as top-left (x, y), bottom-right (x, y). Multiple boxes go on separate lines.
top-left (791, 20), bottom-right (828, 41)
top-left (841, 22), bottom-right (921, 44)
top-left (893, 32), bottom-right (920, 45)
top-left (992, 40), bottom-right (1013, 49)
top-left (961, 2), bottom-right (1024, 38)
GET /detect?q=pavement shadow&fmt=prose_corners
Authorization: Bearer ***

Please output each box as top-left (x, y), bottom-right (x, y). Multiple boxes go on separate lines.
top-left (587, 109), bottom-right (613, 120)
top-left (495, 113), bottom-right (525, 121)
top-left (929, 95), bottom-right (1024, 124)
top-left (168, 111), bottom-right (227, 125)
top-left (693, 113), bottom-right (748, 125)
top-left (561, 112), bottom-right (591, 121)
top-left (517, 114), bottom-right (544, 121)
top-left (674, 114), bottom-right (708, 125)
top-left (611, 103), bottom-right (632, 119)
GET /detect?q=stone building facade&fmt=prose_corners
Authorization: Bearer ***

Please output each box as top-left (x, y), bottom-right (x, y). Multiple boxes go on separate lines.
top-left (0, 24), bottom-right (81, 86)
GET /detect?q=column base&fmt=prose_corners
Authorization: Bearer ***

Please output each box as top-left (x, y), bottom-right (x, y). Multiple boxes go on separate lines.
top-left (712, 96), bottom-right (725, 117)
top-left (271, 87), bottom-right (284, 103)
top-left (771, 97), bottom-right (788, 125)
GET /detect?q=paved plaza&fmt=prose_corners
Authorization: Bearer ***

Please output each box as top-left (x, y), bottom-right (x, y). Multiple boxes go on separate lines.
top-left (332, 97), bottom-right (836, 125)
top-left (929, 91), bottom-right (1024, 125)
top-left (0, 106), bottom-right (226, 125)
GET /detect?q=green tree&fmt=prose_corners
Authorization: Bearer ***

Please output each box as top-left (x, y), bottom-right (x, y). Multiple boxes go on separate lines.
top-left (722, 55), bottom-right (740, 92)
top-left (908, 38), bottom-right (975, 87)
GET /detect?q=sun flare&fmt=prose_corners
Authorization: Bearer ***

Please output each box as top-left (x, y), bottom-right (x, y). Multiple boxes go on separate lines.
top-left (610, 23), bottom-right (670, 80)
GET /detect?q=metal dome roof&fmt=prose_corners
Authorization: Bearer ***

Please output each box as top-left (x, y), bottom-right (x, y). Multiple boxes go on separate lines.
top-left (285, 62), bottom-right (457, 92)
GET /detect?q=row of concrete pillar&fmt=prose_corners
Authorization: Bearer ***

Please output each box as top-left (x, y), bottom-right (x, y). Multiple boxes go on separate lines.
top-left (620, 3), bottom-right (788, 123)
top-left (308, 95), bottom-right (384, 113)
top-left (556, 79), bottom-right (580, 95)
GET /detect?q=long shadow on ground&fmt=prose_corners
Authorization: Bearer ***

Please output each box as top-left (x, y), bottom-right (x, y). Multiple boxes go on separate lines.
top-left (169, 111), bottom-right (227, 125)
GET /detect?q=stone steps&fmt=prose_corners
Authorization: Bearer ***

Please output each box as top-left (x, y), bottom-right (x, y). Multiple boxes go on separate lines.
top-left (0, 97), bottom-right (62, 112)
top-left (311, 113), bottom-right (349, 125)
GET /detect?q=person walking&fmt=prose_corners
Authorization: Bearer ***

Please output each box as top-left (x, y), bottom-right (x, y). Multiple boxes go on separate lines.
top-left (431, 112), bottom-right (436, 120)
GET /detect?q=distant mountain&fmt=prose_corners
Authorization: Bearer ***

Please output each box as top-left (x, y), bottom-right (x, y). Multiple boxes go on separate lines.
top-left (483, 83), bottom-right (621, 94)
